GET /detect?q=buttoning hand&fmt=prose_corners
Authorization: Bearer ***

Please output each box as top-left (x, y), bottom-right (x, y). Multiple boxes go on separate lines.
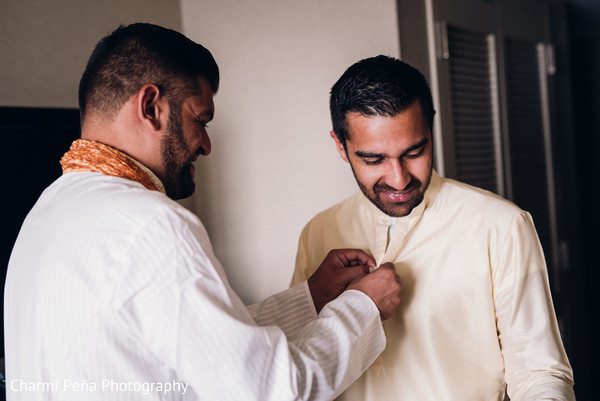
top-left (308, 249), bottom-right (376, 313)
top-left (347, 262), bottom-right (402, 320)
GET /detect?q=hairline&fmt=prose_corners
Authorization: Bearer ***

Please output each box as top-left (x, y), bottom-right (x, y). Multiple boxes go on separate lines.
top-left (339, 99), bottom-right (432, 146)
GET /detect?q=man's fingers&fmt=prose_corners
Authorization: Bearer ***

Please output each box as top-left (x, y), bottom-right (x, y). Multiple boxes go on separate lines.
top-left (377, 262), bottom-right (396, 271)
top-left (371, 263), bottom-right (402, 285)
top-left (331, 248), bottom-right (376, 268)
top-left (344, 260), bottom-right (403, 321)
top-left (337, 264), bottom-right (369, 283)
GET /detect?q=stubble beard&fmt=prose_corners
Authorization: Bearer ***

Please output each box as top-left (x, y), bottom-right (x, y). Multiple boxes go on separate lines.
top-left (161, 105), bottom-right (195, 200)
top-left (353, 166), bottom-right (432, 218)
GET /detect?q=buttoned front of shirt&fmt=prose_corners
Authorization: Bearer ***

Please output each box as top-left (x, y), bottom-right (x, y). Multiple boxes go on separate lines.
top-left (292, 171), bottom-right (574, 401)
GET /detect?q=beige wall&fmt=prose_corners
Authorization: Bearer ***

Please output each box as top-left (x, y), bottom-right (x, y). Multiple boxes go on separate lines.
top-left (181, 0), bottom-right (400, 303)
top-left (0, 0), bottom-right (182, 107)
top-left (1, 0), bottom-right (400, 304)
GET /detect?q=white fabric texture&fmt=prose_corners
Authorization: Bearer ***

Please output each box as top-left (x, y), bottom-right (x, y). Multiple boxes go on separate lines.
top-left (292, 170), bottom-right (575, 401)
top-left (4, 171), bottom-right (385, 400)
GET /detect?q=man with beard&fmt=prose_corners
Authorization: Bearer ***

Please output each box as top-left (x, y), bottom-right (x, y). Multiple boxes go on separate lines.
top-left (291, 55), bottom-right (575, 400)
top-left (4, 24), bottom-right (403, 401)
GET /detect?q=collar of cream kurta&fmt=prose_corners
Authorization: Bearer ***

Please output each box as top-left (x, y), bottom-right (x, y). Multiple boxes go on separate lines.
top-left (357, 170), bottom-right (442, 264)
top-left (60, 139), bottom-right (166, 194)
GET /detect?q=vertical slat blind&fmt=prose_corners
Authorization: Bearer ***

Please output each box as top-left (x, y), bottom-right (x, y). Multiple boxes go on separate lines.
top-left (505, 38), bottom-right (552, 255)
top-left (447, 25), bottom-right (499, 193)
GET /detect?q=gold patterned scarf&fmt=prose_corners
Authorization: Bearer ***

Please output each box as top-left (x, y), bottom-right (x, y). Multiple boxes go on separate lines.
top-left (60, 139), bottom-right (164, 192)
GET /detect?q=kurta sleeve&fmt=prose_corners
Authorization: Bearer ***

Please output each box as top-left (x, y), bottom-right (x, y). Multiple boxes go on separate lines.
top-left (492, 212), bottom-right (575, 400)
top-left (119, 218), bottom-right (386, 401)
top-left (246, 281), bottom-right (318, 338)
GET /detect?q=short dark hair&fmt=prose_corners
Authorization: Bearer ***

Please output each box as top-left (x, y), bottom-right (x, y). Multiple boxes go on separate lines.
top-left (330, 55), bottom-right (435, 149)
top-left (78, 23), bottom-right (219, 121)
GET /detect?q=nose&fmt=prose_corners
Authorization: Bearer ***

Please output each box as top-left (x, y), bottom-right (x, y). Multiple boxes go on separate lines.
top-left (198, 130), bottom-right (211, 156)
top-left (385, 159), bottom-right (411, 190)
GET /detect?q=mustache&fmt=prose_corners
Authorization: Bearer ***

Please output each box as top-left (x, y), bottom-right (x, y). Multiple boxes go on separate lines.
top-left (373, 179), bottom-right (421, 193)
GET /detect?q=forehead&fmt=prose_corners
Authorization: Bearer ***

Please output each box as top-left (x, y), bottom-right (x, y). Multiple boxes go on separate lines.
top-left (345, 102), bottom-right (429, 148)
top-left (184, 77), bottom-right (215, 116)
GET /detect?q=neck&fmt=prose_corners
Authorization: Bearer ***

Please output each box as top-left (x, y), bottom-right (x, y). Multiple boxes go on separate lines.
top-left (81, 105), bottom-right (162, 179)
top-left (61, 139), bottom-right (165, 193)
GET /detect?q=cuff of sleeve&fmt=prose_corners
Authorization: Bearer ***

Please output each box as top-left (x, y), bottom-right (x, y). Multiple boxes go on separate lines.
top-left (298, 280), bottom-right (318, 319)
top-left (337, 289), bottom-right (380, 316)
top-left (321, 289), bottom-right (382, 336)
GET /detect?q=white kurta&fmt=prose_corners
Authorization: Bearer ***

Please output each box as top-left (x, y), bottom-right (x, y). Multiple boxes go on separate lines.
top-left (292, 171), bottom-right (575, 400)
top-left (4, 171), bottom-right (385, 400)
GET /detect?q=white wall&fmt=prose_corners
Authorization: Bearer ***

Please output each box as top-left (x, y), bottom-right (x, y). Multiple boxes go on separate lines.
top-left (0, 0), bottom-right (182, 107)
top-left (1, 0), bottom-right (400, 305)
top-left (181, 0), bottom-right (400, 303)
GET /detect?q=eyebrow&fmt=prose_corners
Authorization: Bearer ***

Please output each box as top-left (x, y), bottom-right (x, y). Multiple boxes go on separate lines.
top-left (354, 137), bottom-right (429, 159)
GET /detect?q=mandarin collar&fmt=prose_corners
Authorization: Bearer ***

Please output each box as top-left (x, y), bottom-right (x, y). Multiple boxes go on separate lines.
top-left (129, 157), bottom-right (166, 195)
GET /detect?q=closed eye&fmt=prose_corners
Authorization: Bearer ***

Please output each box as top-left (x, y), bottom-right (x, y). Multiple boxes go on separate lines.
top-left (355, 151), bottom-right (385, 166)
top-left (363, 157), bottom-right (384, 165)
top-left (402, 138), bottom-right (429, 159)
top-left (196, 119), bottom-right (210, 129)
top-left (404, 147), bottom-right (425, 159)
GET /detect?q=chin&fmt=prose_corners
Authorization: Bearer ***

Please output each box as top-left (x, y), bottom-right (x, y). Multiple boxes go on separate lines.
top-left (178, 181), bottom-right (196, 199)
top-left (376, 196), bottom-right (424, 217)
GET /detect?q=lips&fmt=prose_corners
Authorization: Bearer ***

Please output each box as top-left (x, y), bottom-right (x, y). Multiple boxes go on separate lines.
top-left (374, 180), bottom-right (419, 202)
top-left (380, 189), bottom-right (413, 203)
top-left (188, 147), bottom-right (205, 176)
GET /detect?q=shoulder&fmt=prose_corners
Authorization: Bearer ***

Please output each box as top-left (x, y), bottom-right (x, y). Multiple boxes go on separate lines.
top-left (113, 182), bottom-right (209, 250)
top-left (54, 172), bottom-right (208, 246)
top-left (301, 192), bottom-right (364, 234)
top-left (434, 176), bottom-right (524, 219)
top-left (424, 176), bottom-right (539, 258)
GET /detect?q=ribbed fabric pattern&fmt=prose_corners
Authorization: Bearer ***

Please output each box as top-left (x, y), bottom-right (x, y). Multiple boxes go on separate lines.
top-left (247, 282), bottom-right (317, 337)
top-left (5, 172), bottom-right (385, 400)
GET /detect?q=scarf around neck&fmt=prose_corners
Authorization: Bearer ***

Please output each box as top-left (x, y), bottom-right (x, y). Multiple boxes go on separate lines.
top-left (60, 139), bottom-right (164, 193)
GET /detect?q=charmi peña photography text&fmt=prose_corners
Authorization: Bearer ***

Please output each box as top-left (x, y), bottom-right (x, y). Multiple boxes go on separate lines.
top-left (9, 378), bottom-right (189, 396)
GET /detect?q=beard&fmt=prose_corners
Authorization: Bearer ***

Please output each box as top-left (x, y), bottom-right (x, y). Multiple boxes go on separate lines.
top-left (353, 168), bottom-right (432, 217)
top-left (160, 104), bottom-right (195, 200)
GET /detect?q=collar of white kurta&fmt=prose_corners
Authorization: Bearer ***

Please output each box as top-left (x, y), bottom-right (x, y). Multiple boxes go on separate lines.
top-left (60, 139), bottom-right (165, 194)
top-left (355, 170), bottom-right (442, 265)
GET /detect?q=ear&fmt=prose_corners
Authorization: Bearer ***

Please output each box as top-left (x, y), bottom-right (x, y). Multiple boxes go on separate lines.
top-left (137, 84), bottom-right (166, 131)
top-left (330, 130), bottom-right (350, 163)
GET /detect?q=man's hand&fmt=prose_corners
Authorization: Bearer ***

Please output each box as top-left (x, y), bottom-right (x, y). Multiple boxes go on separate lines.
top-left (347, 262), bottom-right (402, 320)
top-left (308, 249), bottom-right (376, 313)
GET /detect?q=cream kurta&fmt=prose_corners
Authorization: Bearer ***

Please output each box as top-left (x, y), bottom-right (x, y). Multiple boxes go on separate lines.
top-left (292, 171), bottom-right (574, 400)
top-left (5, 171), bottom-right (386, 400)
